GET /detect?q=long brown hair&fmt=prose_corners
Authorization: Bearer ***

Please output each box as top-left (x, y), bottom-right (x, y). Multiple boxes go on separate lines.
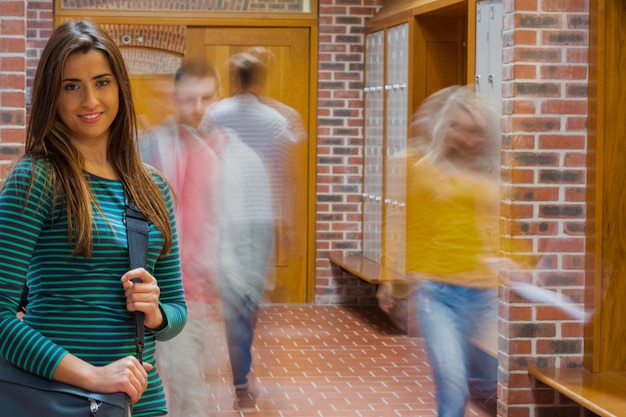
top-left (25, 20), bottom-right (173, 257)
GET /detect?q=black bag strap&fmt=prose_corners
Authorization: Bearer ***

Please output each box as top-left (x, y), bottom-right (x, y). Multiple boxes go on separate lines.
top-left (124, 190), bottom-right (149, 364)
top-left (17, 284), bottom-right (28, 314)
top-left (17, 191), bottom-right (150, 364)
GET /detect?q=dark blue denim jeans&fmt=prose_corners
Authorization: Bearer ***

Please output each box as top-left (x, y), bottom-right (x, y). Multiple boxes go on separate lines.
top-left (415, 280), bottom-right (498, 417)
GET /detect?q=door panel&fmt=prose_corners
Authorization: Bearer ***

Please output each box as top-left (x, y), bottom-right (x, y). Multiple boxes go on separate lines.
top-left (130, 74), bottom-right (176, 131)
top-left (414, 15), bottom-right (466, 108)
top-left (593, 0), bottom-right (626, 371)
top-left (186, 27), bottom-right (311, 304)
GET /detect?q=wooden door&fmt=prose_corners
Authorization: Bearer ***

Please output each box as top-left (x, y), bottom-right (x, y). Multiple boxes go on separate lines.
top-left (186, 27), bottom-right (311, 304)
top-left (130, 74), bottom-right (176, 131)
top-left (413, 14), bottom-right (466, 110)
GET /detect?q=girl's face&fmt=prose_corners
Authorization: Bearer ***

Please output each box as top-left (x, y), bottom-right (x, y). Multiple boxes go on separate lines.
top-left (441, 107), bottom-right (487, 160)
top-left (57, 49), bottom-right (119, 146)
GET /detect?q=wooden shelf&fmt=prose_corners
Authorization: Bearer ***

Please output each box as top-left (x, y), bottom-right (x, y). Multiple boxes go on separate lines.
top-left (329, 254), bottom-right (405, 284)
top-left (529, 368), bottom-right (626, 417)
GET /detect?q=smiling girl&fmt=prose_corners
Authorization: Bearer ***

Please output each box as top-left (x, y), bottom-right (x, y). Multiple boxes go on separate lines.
top-left (0, 20), bottom-right (186, 416)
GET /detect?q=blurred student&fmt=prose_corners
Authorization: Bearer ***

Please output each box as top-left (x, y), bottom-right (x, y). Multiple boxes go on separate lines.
top-left (244, 47), bottom-right (307, 269)
top-left (0, 20), bottom-right (187, 416)
top-left (140, 58), bottom-right (222, 417)
top-left (245, 46), bottom-right (307, 143)
top-left (383, 86), bottom-right (501, 417)
top-left (200, 50), bottom-right (291, 411)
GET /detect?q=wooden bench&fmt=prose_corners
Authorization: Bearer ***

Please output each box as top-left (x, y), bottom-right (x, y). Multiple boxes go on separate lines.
top-left (529, 367), bottom-right (626, 417)
top-left (330, 253), bottom-right (499, 354)
top-left (329, 253), bottom-right (405, 284)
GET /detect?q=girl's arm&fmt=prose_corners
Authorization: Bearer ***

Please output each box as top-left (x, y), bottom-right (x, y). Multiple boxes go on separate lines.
top-left (0, 158), bottom-right (69, 378)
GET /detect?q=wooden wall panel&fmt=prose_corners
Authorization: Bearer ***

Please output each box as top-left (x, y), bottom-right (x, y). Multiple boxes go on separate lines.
top-left (586, 0), bottom-right (626, 372)
top-left (597, 0), bottom-right (626, 372)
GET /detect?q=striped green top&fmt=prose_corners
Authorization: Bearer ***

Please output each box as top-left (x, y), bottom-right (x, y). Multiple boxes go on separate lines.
top-left (0, 157), bottom-right (187, 416)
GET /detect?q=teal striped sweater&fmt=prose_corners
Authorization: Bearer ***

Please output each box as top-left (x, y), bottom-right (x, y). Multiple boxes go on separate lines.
top-left (0, 157), bottom-right (187, 416)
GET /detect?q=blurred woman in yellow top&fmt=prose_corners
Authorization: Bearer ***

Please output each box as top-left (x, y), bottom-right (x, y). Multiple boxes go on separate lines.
top-left (386, 86), bottom-right (501, 417)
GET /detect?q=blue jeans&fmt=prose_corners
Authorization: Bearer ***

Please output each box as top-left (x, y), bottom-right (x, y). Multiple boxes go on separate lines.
top-left (222, 294), bottom-right (261, 388)
top-left (415, 280), bottom-right (498, 417)
top-left (220, 221), bottom-right (274, 388)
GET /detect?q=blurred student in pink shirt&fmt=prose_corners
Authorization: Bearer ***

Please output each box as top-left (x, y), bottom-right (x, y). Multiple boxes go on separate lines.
top-left (140, 58), bottom-right (222, 417)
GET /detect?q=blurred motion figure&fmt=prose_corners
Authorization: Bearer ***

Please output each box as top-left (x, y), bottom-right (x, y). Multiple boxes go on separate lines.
top-left (382, 86), bottom-right (501, 417)
top-left (199, 49), bottom-right (296, 411)
top-left (140, 58), bottom-right (222, 417)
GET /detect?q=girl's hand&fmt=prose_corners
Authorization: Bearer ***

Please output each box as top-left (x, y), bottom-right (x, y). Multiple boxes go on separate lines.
top-left (91, 356), bottom-right (152, 404)
top-left (121, 268), bottom-right (164, 330)
top-left (53, 354), bottom-right (153, 404)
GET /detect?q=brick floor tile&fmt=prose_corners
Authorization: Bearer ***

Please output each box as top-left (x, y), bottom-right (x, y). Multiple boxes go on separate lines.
top-left (197, 305), bottom-right (494, 417)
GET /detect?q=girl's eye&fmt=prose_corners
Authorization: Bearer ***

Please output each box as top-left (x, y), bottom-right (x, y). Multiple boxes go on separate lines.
top-left (95, 78), bottom-right (110, 88)
top-left (63, 83), bottom-right (80, 91)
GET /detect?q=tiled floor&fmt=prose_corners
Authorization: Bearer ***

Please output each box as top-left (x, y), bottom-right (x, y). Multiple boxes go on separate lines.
top-left (200, 305), bottom-right (495, 417)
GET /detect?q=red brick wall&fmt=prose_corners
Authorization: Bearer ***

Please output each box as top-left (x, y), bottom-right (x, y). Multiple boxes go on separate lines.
top-left (499, 0), bottom-right (589, 415)
top-left (0, 1), bottom-right (28, 181)
top-left (0, 0), bottom-right (53, 181)
top-left (25, 1), bottom-right (54, 83)
top-left (315, 0), bottom-right (383, 304)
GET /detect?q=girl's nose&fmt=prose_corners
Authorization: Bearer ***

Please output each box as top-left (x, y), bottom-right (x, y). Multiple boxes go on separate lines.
top-left (82, 86), bottom-right (99, 109)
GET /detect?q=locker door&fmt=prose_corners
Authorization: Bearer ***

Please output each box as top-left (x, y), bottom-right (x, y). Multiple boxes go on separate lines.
top-left (363, 30), bottom-right (385, 264)
top-left (475, 0), bottom-right (503, 99)
top-left (384, 23), bottom-right (409, 274)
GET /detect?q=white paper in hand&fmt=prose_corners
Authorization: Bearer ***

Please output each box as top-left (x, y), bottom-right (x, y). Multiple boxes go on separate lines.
top-left (484, 257), bottom-right (594, 323)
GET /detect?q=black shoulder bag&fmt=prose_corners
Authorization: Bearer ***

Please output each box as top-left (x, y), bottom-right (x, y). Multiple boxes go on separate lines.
top-left (0, 194), bottom-right (150, 417)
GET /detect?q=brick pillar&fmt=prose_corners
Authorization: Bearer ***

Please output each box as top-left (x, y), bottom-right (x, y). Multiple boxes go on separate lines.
top-left (498, 0), bottom-right (589, 415)
top-left (315, 0), bottom-right (384, 304)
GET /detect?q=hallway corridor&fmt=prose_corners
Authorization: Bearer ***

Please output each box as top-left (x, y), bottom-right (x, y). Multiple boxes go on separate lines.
top-left (198, 305), bottom-right (494, 417)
